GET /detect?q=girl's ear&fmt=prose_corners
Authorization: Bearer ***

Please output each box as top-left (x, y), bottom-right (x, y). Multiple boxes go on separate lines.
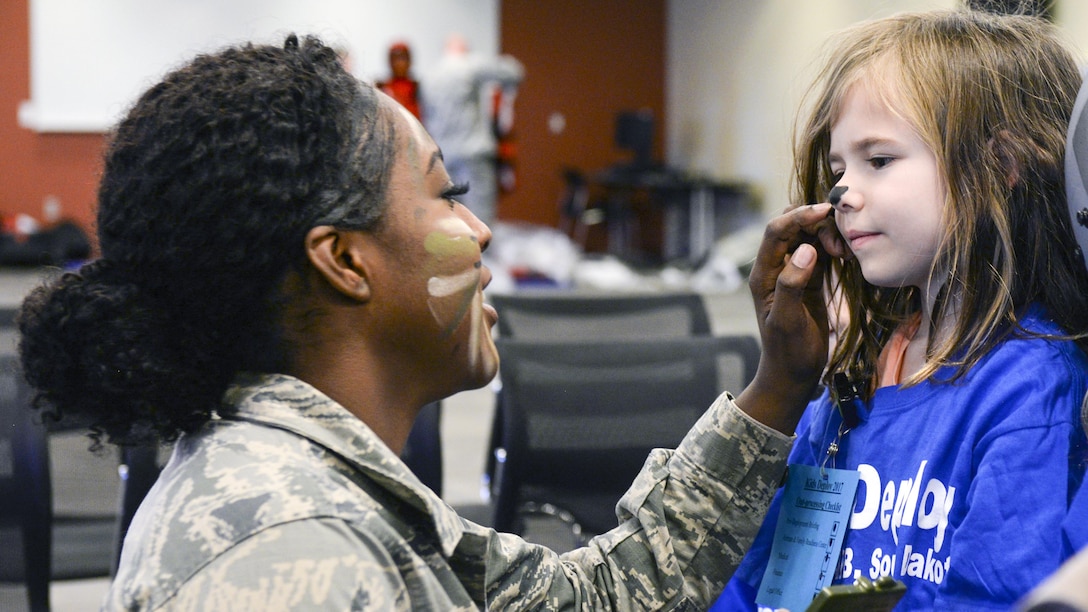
top-left (304, 226), bottom-right (372, 301)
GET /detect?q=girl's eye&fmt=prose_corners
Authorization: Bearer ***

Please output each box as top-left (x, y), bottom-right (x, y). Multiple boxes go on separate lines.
top-left (869, 156), bottom-right (893, 169)
top-left (442, 182), bottom-right (470, 208)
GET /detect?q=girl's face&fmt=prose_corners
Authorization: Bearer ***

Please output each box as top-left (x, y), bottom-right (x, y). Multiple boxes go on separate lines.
top-left (366, 99), bottom-right (499, 395)
top-left (828, 82), bottom-right (946, 298)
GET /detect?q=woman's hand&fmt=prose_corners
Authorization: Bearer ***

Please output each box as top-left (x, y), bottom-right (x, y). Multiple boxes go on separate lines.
top-left (735, 203), bottom-right (843, 434)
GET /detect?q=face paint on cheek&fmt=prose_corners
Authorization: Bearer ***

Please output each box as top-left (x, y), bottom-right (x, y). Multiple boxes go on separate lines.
top-left (424, 222), bottom-right (478, 262)
top-left (427, 267), bottom-right (480, 338)
top-left (423, 219), bottom-right (482, 337)
top-left (463, 291), bottom-right (498, 375)
top-left (467, 291), bottom-right (481, 369)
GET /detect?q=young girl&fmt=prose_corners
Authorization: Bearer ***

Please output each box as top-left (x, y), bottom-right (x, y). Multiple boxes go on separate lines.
top-left (715, 9), bottom-right (1088, 611)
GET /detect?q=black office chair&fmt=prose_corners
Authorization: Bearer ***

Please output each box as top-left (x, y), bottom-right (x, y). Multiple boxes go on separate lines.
top-left (483, 292), bottom-right (715, 500)
top-left (489, 291), bottom-right (712, 340)
top-left (0, 296), bottom-right (165, 605)
top-left (490, 334), bottom-right (759, 548)
top-left (0, 354), bottom-right (52, 612)
top-left (401, 401), bottom-right (443, 497)
top-left (112, 442), bottom-right (163, 575)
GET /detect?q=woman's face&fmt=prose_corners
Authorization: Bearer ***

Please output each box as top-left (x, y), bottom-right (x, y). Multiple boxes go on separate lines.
top-left (365, 97), bottom-right (499, 396)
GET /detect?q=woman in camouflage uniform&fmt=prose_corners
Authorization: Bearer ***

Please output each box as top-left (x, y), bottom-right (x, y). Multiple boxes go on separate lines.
top-left (17, 35), bottom-right (837, 611)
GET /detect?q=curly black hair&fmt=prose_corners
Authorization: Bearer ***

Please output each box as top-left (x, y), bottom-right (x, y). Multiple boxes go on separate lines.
top-left (17, 35), bottom-right (397, 446)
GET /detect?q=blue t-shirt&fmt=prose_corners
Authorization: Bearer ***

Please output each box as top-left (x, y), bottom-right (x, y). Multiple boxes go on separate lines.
top-left (714, 305), bottom-right (1088, 611)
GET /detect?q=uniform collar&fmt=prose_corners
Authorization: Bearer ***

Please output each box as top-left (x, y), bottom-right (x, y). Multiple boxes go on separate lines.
top-left (222, 372), bottom-right (466, 557)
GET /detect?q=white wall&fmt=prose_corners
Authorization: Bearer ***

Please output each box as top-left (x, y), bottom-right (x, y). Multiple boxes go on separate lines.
top-left (20, 0), bottom-right (498, 132)
top-left (666, 0), bottom-right (1088, 215)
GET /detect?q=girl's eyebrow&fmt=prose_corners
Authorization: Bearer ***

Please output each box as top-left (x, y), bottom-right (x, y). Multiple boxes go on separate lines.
top-left (851, 136), bottom-right (895, 152)
top-left (830, 136), bottom-right (897, 162)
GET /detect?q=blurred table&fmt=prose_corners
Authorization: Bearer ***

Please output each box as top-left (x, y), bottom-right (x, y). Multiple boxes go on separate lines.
top-left (590, 164), bottom-right (751, 267)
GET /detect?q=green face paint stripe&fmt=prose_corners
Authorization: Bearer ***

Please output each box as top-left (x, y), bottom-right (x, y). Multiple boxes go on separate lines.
top-left (424, 232), bottom-right (477, 258)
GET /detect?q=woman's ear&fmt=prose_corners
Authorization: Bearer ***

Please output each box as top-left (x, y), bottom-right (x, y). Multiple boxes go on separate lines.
top-left (305, 226), bottom-right (372, 301)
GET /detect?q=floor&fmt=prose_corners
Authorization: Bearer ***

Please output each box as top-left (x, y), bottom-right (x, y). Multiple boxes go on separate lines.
top-left (0, 267), bottom-right (759, 610)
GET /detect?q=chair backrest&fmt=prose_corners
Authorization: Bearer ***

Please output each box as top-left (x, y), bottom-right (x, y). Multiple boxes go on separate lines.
top-left (113, 443), bottom-right (163, 576)
top-left (491, 334), bottom-right (759, 537)
top-left (401, 401), bottom-right (443, 497)
top-left (482, 291), bottom-right (717, 501)
top-left (0, 353), bottom-right (52, 611)
top-left (489, 292), bottom-right (712, 341)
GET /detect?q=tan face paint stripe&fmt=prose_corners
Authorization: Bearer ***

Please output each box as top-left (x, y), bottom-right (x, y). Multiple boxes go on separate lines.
top-left (467, 292), bottom-right (481, 369)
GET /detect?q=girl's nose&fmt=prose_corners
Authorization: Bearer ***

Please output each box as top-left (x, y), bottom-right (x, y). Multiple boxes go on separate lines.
top-left (829, 184), bottom-right (859, 212)
top-left (829, 185), bottom-right (849, 206)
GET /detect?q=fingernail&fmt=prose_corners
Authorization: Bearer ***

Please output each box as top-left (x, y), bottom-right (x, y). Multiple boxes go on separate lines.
top-left (792, 244), bottom-right (815, 268)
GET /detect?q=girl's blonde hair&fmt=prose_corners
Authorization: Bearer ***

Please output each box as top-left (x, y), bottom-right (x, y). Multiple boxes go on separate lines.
top-left (793, 9), bottom-right (1088, 398)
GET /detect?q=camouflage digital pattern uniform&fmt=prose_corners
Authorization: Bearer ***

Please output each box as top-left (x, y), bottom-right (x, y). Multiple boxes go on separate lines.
top-left (105, 373), bottom-right (793, 611)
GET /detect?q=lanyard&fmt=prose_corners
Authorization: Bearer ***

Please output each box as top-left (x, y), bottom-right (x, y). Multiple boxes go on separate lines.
top-left (822, 372), bottom-right (861, 476)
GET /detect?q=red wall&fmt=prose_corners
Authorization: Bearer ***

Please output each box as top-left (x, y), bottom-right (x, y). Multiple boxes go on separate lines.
top-left (499, 0), bottom-right (666, 229)
top-left (1, 0), bottom-right (103, 249)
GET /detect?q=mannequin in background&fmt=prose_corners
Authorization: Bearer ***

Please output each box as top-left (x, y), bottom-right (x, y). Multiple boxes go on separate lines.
top-left (423, 34), bottom-right (523, 226)
top-left (376, 41), bottom-right (421, 120)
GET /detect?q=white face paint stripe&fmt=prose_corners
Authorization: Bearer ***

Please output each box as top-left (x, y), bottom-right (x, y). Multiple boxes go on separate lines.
top-left (428, 269), bottom-right (479, 297)
top-left (468, 292), bottom-right (481, 369)
top-left (434, 217), bottom-right (473, 235)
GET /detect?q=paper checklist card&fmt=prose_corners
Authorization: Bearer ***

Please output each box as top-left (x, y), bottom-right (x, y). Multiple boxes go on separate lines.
top-left (757, 464), bottom-right (860, 612)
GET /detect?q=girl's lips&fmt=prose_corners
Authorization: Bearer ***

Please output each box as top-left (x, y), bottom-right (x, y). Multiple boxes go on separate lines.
top-left (846, 230), bottom-right (879, 250)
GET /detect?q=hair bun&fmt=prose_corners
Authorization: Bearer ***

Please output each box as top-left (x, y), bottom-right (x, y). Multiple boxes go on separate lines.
top-left (17, 265), bottom-right (214, 446)
top-left (77, 258), bottom-right (124, 285)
